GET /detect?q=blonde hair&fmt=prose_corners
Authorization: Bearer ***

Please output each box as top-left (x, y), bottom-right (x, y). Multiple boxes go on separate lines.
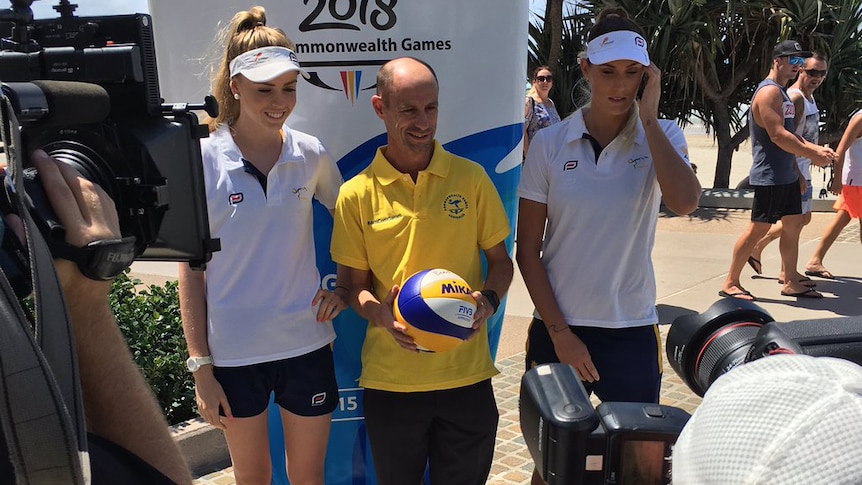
top-left (208, 6), bottom-right (295, 131)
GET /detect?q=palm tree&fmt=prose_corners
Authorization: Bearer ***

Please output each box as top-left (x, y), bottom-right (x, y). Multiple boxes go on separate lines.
top-left (545, 0), bottom-right (565, 75)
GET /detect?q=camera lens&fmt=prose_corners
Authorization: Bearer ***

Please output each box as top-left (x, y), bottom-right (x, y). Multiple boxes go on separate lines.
top-left (43, 141), bottom-right (116, 199)
top-left (666, 299), bottom-right (774, 396)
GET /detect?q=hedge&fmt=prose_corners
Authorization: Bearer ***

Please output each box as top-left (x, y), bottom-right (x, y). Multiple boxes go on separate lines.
top-left (110, 272), bottom-right (196, 426)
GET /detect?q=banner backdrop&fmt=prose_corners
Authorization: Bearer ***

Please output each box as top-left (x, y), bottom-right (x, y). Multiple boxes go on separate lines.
top-left (149, 1), bottom-right (527, 483)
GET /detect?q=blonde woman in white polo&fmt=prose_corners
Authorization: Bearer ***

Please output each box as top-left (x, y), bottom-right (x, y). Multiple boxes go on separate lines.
top-left (177, 7), bottom-right (346, 484)
top-left (516, 8), bottom-right (700, 464)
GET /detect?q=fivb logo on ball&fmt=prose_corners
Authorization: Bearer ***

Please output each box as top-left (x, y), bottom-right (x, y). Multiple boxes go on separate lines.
top-left (395, 268), bottom-right (477, 352)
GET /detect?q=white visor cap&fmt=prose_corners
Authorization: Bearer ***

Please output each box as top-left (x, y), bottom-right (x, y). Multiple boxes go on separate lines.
top-left (229, 46), bottom-right (308, 83)
top-left (586, 30), bottom-right (650, 66)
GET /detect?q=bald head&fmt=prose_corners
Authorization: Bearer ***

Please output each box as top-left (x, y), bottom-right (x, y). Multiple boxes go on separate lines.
top-left (376, 57), bottom-right (439, 106)
top-left (370, 57), bottom-right (440, 167)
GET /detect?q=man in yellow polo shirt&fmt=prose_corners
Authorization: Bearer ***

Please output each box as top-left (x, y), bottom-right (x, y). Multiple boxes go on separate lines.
top-left (330, 57), bottom-right (513, 485)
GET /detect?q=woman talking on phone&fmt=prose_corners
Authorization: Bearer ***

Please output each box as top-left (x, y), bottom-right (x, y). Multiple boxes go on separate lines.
top-left (517, 8), bottom-right (700, 477)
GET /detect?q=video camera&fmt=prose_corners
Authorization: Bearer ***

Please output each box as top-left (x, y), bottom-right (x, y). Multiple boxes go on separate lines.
top-left (520, 364), bottom-right (690, 485)
top-left (520, 299), bottom-right (862, 484)
top-left (0, 0), bottom-right (218, 270)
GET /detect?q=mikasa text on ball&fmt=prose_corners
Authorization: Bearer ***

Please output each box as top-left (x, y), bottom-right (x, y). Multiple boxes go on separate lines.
top-left (394, 268), bottom-right (477, 352)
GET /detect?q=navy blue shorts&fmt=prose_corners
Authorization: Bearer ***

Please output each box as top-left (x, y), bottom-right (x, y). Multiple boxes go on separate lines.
top-left (751, 181), bottom-right (802, 224)
top-left (213, 345), bottom-right (338, 418)
top-left (525, 318), bottom-right (662, 403)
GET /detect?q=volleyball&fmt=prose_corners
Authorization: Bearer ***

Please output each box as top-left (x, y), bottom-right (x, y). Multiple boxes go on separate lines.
top-left (394, 268), bottom-right (477, 352)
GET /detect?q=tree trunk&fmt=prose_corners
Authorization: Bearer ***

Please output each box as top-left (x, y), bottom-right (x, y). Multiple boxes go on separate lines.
top-left (714, 138), bottom-right (736, 189)
top-left (545, 0), bottom-right (563, 74)
top-left (711, 99), bottom-right (735, 188)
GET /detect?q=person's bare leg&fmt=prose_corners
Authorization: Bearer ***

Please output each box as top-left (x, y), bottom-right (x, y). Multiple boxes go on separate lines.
top-left (806, 209), bottom-right (851, 278)
top-left (281, 409), bottom-right (331, 485)
top-left (223, 413), bottom-right (272, 485)
top-left (750, 221), bottom-right (782, 273)
top-left (779, 214), bottom-right (820, 296)
top-left (778, 212), bottom-right (812, 285)
top-left (722, 222), bottom-right (770, 299)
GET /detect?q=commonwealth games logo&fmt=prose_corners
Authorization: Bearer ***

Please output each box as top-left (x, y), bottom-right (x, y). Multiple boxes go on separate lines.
top-left (303, 60), bottom-right (386, 106)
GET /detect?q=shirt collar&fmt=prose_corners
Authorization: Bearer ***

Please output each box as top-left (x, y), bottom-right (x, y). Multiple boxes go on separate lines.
top-left (564, 107), bottom-right (647, 147)
top-left (372, 140), bottom-right (450, 185)
top-left (217, 125), bottom-right (299, 169)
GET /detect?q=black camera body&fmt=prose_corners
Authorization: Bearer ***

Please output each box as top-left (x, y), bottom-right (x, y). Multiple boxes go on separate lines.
top-left (0, 1), bottom-right (217, 267)
top-left (520, 363), bottom-right (690, 485)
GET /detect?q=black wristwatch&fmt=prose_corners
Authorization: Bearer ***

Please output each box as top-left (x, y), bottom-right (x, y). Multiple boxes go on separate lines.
top-left (49, 236), bottom-right (137, 281)
top-left (480, 289), bottom-right (500, 314)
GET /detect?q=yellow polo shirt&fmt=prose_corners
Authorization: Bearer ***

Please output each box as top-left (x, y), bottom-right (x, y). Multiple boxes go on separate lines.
top-left (331, 141), bottom-right (510, 392)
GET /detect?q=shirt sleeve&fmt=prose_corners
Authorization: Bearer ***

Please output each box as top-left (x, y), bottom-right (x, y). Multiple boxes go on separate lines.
top-left (517, 129), bottom-right (551, 204)
top-left (313, 140), bottom-right (343, 210)
top-left (330, 182), bottom-right (370, 271)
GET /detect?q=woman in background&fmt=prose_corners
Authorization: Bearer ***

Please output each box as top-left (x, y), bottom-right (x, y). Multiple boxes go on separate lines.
top-left (524, 65), bottom-right (561, 157)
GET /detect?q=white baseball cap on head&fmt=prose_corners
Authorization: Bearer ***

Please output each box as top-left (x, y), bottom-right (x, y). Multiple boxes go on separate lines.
top-left (229, 46), bottom-right (308, 83)
top-left (672, 354), bottom-right (862, 484)
top-left (586, 30), bottom-right (650, 66)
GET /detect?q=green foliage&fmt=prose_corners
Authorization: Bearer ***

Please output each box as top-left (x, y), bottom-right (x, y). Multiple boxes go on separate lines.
top-left (110, 272), bottom-right (195, 426)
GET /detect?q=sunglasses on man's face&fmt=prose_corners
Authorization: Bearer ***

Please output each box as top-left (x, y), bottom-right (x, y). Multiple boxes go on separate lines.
top-left (804, 68), bottom-right (827, 77)
top-left (535, 75), bottom-right (553, 82)
top-left (786, 55), bottom-right (805, 65)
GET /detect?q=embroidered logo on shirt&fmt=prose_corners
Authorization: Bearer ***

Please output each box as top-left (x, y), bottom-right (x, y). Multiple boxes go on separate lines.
top-left (311, 392), bottom-right (327, 406)
top-left (628, 156), bottom-right (650, 168)
top-left (292, 186), bottom-right (309, 200)
top-left (368, 214), bottom-right (403, 226)
top-left (563, 160), bottom-right (578, 171)
top-left (229, 193), bottom-right (244, 205)
top-left (443, 194), bottom-right (469, 219)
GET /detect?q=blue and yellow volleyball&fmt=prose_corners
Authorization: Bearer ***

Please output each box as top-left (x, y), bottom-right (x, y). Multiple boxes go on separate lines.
top-left (394, 268), bottom-right (477, 352)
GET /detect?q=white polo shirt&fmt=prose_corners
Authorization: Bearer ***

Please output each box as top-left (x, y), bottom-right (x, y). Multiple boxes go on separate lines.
top-left (200, 125), bottom-right (342, 366)
top-left (518, 109), bottom-right (688, 328)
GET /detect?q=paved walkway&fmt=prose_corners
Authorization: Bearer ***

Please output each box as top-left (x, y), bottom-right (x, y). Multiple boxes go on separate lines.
top-left (174, 206), bottom-right (860, 485)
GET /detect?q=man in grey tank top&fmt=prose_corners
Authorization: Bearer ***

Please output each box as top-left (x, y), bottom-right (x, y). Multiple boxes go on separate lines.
top-left (748, 53), bottom-right (830, 282)
top-left (719, 41), bottom-right (836, 301)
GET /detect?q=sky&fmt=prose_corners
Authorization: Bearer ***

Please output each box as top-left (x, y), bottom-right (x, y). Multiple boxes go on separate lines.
top-left (30, 0), bottom-right (150, 18)
top-left (29, 0), bottom-right (545, 19)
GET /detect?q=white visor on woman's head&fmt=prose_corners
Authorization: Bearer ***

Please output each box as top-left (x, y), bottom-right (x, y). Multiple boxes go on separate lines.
top-left (229, 46), bottom-right (309, 82)
top-left (586, 30), bottom-right (650, 66)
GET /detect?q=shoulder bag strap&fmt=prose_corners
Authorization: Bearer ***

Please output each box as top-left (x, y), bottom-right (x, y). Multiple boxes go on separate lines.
top-left (0, 96), bottom-right (86, 484)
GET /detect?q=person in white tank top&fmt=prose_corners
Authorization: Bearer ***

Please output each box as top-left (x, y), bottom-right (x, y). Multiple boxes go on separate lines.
top-left (748, 54), bottom-right (828, 285)
top-left (805, 107), bottom-right (862, 278)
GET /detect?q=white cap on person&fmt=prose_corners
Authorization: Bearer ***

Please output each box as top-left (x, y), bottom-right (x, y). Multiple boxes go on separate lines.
top-left (585, 30), bottom-right (650, 66)
top-left (672, 354), bottom-right (862, 484)
top-left (229, 46), bottom-right (308, 82)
